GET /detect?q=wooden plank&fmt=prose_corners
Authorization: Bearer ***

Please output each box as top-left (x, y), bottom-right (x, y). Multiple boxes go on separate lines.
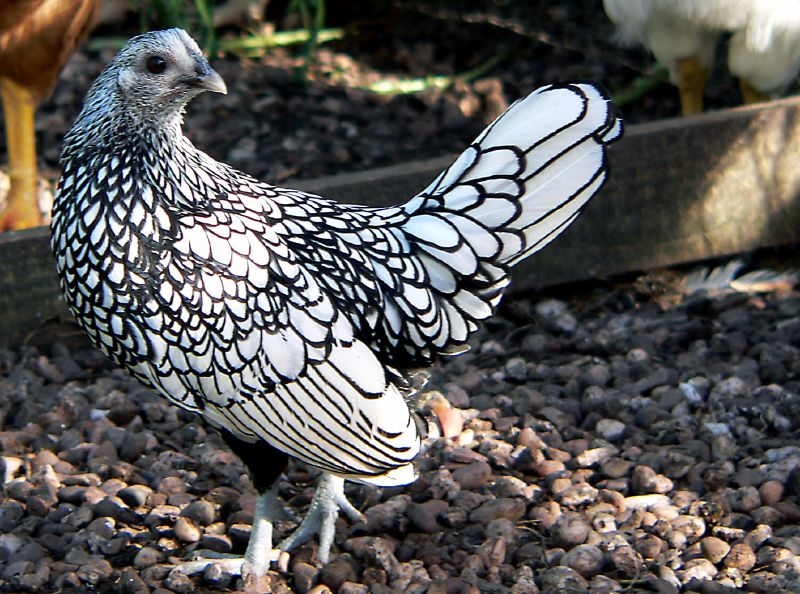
top-left (0, 227), bottom-right (66, 348)
top-left (2, 96), bottom-right (800, 348)
top-left (551, 98), bottom-right (800, 285)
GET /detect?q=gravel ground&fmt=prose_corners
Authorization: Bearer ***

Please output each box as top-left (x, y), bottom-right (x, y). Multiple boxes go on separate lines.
top-left (2, 274), bottom-right (800, 593)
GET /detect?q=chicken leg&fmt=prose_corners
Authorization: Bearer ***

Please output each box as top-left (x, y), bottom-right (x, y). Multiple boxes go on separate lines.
top-left (676, 57), bottom-right (709, 116)
top-left (169, 483), bottom-right (286, 581)
top-left (169, 472), bottom-right (365, 586)
top-left (0, 77), bottom-right (41, 230)
top-left (276, 473), bottom-right (365, 566)
top-left (738, 79), bottom-right (770, 105)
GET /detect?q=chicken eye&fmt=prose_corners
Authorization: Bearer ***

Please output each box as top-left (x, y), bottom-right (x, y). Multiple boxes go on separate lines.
top-left (146, 56), bottom-right (167, 74)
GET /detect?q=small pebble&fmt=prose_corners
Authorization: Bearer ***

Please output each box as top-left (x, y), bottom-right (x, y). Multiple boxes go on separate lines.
top-left (493, 475), bottom-right (528, 498)
top-left (677, 558), bottom-right (718, 584)
top-left (293, 562), bottom-right (319, 593)
top-left (560, 544), bottom-right (605, 578)
top-left (558, 482), bottom-right (599, 507)
top-left (75, 558), bottom-right (113, 586)
top-left (200, 533), bottom-right (232, 554)
top-left (164, 570), bottom-right (195, 593)
top-left (173, 516), bottom-right (202, 543)
top-left (180, 499), bottom-right (216, 526)
top-left (363, 495), bottom-right (411, 532)
top-left (624, 494), bottom-right (671, 511)
top-left (551, 512), bottom-right (590, 548)
top-left (451, 461), bottom-right (492, 490)
top-left (468, 498), bottom-right (525, 523)
top-left (133, 546), bottom-right (160, 568)
top-left (320, 554), bottom-right (359, 591)
top-left (117, 485), bottom-right (152, 508)
top-left (725, 543), bottom-right (756, 571)
top-left (700, 536), bottom-right (731, 564)
top-left (119, 432), bottom-right (148, 462)
top-left (729, 486), bottom-right (761, 512)
top-left (92, 496), bottom-right (134, 522)
top-left (759, 480), bottom-right (784, 506)
top-left (608, 545), bottom-right (642, 577)
top-left (671, 515), bottom-right (706, 542)
top-left (634, 533), bottom-right (666, 559)
top-left (632, 466), bottom-right (674, 495)
top-left (538, 566), bottom-right (588, 590)
top-left (338, 582), bottom-right (369, 594)
top-left (118, 567), bottom-right (149, 593)
top-left (595, 418), bottom-right (626, 442)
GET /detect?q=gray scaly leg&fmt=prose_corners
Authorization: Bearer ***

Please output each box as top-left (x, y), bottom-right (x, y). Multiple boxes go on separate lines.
top-left (278, 473), bottom-right (365, 564)
top-left (168, 483), bottom-right (286, 580)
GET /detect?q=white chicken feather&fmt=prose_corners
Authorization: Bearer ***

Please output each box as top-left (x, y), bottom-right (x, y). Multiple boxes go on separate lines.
top-left (604, 0), bottom-right (800, 114)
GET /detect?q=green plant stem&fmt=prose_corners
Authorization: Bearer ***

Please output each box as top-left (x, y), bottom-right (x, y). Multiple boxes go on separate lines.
top-left (221, 28), bottom-right (344, 51)
top-left (612, 65), bottom-right (669, 108)
top-left (294, 0), bottom-right (326, 82)
top-left (194, 0), bottom-right (217, 54)
top-left (87, 29), bottom-right (346, 54)
top-left (367, 50), bottom-right (510, 95)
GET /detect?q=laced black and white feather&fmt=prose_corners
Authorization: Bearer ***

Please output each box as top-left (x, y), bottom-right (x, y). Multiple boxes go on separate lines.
top-left (51, 29), bottom-right (622, 487)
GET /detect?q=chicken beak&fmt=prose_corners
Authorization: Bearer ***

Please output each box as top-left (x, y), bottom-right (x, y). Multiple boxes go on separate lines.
top-left (196, 68), bottom-right (227, 95)
top-left (187, 56), bottom-right (228, 95)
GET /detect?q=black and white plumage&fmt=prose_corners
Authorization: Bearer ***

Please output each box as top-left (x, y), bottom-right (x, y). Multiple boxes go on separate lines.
top-left (51, 29), bottom-right (622, 573)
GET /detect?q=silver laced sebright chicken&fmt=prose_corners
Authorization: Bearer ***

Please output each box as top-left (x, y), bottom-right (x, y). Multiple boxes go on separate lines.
top-left (51, 29), bottom-right (622, 576)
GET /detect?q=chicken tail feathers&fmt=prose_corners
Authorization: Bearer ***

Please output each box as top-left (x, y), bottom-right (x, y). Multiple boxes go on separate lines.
top-left (399, 83), bottom-right (622, 330)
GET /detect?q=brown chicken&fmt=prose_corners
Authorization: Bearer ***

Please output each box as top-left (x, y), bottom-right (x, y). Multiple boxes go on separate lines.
top-left (0, 0), bottom-right (100, 230)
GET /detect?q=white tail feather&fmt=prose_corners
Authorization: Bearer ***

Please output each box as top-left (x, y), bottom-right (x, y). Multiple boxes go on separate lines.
top-left (398, 83), bottom-right (621, 342)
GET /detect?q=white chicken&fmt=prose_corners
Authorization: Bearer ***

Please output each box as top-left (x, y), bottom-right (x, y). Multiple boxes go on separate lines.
top-left (603, 0), bottom-right (800, 115)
